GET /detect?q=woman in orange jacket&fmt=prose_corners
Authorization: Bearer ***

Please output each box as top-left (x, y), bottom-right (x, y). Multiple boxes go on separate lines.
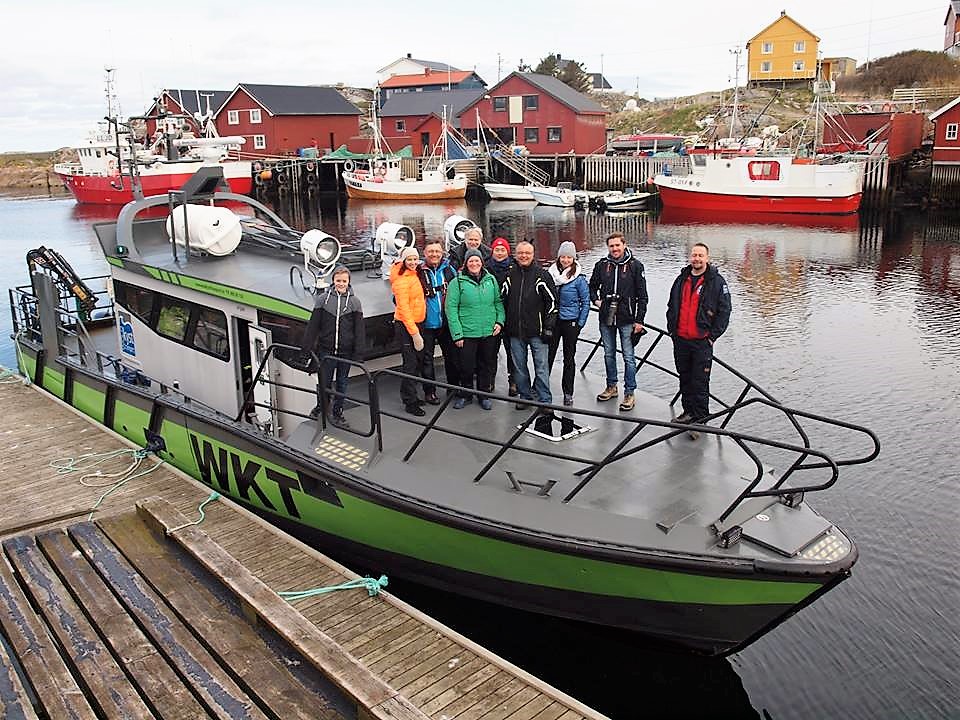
top-left (390, 246), bottom-right (428, 415)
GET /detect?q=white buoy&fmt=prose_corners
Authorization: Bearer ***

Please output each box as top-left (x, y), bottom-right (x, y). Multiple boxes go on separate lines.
top-left (165, 205), bottom-right (242, 256)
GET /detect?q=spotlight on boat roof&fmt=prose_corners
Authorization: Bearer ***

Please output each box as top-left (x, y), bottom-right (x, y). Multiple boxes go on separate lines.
top-left (375, 222), bottom-right (416, 279)
top-left (443, 215), bottom-right (477, 250)
top-left (300, 229), bottom-right (342, 288)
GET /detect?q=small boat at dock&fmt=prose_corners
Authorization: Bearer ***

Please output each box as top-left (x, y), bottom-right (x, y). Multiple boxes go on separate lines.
top-left (482, 183), bottom-right (536, 201)
top-left (528, 182), bottom-right (577, 207)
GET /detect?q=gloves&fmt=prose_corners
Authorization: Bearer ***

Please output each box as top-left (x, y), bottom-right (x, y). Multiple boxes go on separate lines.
top-left (540, 327), bottom-right (553, 342)
top-left (412, 333), bottom-right (425, 352)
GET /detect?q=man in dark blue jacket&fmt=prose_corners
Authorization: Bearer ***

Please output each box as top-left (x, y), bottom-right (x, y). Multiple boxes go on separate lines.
top-left (419, 240), bottom-right (459, 403)
top-left (666, 243), bottom-right (731, 427)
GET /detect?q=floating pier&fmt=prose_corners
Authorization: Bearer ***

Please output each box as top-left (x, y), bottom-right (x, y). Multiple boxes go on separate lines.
top-left (0, 378), bottom-right (607, 720)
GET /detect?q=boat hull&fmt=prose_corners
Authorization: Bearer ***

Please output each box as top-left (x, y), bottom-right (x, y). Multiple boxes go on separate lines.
top-left (343, 173), bottom-right (467, 200)
top-left (528, 188), bottom-right (576, 207)
top-left (55, 165), bottom-right (254, 205)
top-left (654, 184), bottom-right (862, 215)
top-left (14, 339), bottom-right (852, 656)
top-left (483, 183), bottom-right (535, 201)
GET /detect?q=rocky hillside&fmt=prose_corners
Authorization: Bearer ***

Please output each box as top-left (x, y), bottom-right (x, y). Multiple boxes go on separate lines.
top-left (0, 150), bottom-right (71, 191)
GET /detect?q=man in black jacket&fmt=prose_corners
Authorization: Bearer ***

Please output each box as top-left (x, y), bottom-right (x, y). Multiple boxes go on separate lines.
top-left (449, 227), bottom-right (492, 271)
top-left (588, 232), bottom-right (648, 412)
top-left (502, 241), bottom-right (558, 406)
top-left (666, 243), bottom-right (731, 427)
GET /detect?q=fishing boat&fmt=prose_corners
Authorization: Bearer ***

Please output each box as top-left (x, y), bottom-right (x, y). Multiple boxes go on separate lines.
top-left (528, 182), bottom-right (577, 207)
top-left (53, 73), bottom-right (252, 205)
top-left (8, 168), bottom-right (879, 656)
top-left (342, 107), bottom-right (467, 200)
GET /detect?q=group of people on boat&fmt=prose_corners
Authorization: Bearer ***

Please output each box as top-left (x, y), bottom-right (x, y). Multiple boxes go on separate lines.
top-left (303, 226), bottom-right (731, 432)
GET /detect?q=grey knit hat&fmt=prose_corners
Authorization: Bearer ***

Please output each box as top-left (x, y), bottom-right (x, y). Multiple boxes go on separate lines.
top-left (557, 241), bottom-right (577, 258)
top-left (463, 248), bottom-right (483, 264)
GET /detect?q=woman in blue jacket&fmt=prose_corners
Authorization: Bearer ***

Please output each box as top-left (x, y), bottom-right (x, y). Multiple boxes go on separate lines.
top-left (547, 241), bottom-right (590, 406)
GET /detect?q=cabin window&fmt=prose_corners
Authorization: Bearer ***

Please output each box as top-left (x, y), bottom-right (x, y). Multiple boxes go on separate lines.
top-left (227, 110), bottom-right (239, 125)
top-left (762, 42), bottom-right (773, 54)
top-left (193, 307), bottom-right (230, 358)
top-left (547, 127), bottom-right (562, 143)
top-left (156, 297), bottom-right (191, 342)
top-left (760, 61), bottom-right (772, 73)
top-left (116, 283), bottom-right (155, 325)
top-left (794, 40), bottom-right (805, 52)
top-left (95, 150), bottom-right (102, 158)
top-left (524, 127), bottom-right (539, 144)
top-left (947, 123), bottom-right (959, 141)
top-left (249, 109), bottom-right (262, 124)
top-left (258, 311), bottom-right (307, 368)
top-left (793, 60), bottom-right (805, 72)
top-left (492, 96), bottom-right (507, 112)
top-left (523, 95), bottom-right (539, 110)
top-left (747, 161), bottom-right (781, 180)
top-left (253, 134), bottom-right (266, 150)
top-left (395, 119), bottom-right (406, 132)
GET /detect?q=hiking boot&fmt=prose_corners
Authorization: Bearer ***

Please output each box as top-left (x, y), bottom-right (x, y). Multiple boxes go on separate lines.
top-left (515, 400), bottom-right (530, 410)
top-left (563, 394), bottom-right (574, 406)
top-left (405, 403), bottom-right (426, 417)
top-left (508, 382), bottom-right (519, 397)
top-left (424, 393), bottom-right (441, 405)
top-left (596, 385), bottom-right (618, 402)
top-left (330, 413), bottom-right (350, 429)
top-left (672, 412), bottom-right (693, 424)
top-left (619, 393), bottom-right (635, 412)
top-left (453, 397), bottom-right (468, 410)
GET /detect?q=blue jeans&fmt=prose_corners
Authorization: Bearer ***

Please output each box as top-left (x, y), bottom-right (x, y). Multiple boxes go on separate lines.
top-left (510, 336), bottom-right (552, 404)
top-left (599, 323), bottom-right (637, 393)
top-left (321, 355), bottom-right (350, 414)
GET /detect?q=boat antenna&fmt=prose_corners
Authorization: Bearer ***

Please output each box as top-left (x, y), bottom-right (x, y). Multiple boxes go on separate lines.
top-left (728, 48), bottom-right (742, 141)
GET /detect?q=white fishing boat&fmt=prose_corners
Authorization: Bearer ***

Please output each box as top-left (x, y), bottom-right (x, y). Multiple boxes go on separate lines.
top-left (342, 106), bottom-right (467, 200)
top-left (597, 189), bottom-right (655, 211)
top-left (528, 182), bottom-right (577, 207)
top-left (482, 183), bottom-right (536, 201)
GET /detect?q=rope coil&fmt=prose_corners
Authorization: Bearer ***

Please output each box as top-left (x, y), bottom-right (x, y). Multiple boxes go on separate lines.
top-left (278, 575), bottom-right (389, 602)
top-left (49, 448), bottom-right (163, 521)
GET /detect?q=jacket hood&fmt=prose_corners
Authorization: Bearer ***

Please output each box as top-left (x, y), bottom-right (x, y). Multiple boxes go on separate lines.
top-left (605, 247), bottom-right (634, 265)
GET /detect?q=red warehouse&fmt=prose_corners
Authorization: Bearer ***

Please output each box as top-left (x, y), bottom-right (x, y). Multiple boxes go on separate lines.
top-left (459, 72), bottom-right (608, 155)
top-left (930, 96), bottom-right (960, 163)
top-left (821, 111), bottom-right (926, 161)
top-left (378, 89), bottom-right (485, 155)
top-left (215, 84), bottom-right (362, 157)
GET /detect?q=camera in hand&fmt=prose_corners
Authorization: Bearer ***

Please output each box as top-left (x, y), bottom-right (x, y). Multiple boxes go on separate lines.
top-left (605, 295), bottom-right (620, 325)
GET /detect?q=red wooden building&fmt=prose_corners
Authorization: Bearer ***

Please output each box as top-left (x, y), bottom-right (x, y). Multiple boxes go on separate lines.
top-left (214, 84), bottom-right (362, 157)
top-left (821, 111), bottom-right (925, 161)
top-left (375, 89), bottom-right (485, 155)
top-left (930, 96), bottom-right (960, 163)
top-left (459, 72), bottom-right (608, 155)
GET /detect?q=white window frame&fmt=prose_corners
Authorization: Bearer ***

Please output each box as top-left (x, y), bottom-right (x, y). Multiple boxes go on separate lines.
top-left (760, 61), bottom-right (772, 73)
top-left (253, 134), bottom-right (266, 150)
top-left (227, 110), bottom-right (239, 125)
top-left (547, 127), bottom-right (562, 143)
top-left (947, 123), bottom-right (959, 141)
top-left (249, 109), bottom-right (262, 124)
top-left (395, 119), bottom-right (406, 132)
top-left (794, 40), bottom-right (806, 53)
top-left (762, 41), bottom-right (773, 54)
top-left (793, 60), bottom-right (805, 72)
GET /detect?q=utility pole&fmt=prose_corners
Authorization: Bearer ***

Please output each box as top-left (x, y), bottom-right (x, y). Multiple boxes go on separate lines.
top-left (600, 53), bottom-right (604, 90)
top-left (497, 53), bottom-right (502, 81)
top-left (729, 47), bottom-right (742, 139)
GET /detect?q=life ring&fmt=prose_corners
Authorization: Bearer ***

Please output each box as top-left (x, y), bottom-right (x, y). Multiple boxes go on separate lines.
top-left (276, 171), bottom-right (288, 185)
top-left (107, 158), bottom-right (117, 173)
top-left (306, 160), bottom-right (316, 172)
top-left (306, 172), bottom-right (318, 184)
top-left (344, 159), bottom-right (355, 171)
top-left (252, 161), bottom-right (263, 172)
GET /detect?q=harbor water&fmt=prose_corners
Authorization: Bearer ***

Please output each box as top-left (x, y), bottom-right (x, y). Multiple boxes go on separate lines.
top-left (1, 192), bottom-right (957, 719)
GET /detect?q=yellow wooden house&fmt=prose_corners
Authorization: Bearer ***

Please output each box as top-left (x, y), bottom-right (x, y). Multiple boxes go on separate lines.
top-left (746, 11), bottom-right (820, 83)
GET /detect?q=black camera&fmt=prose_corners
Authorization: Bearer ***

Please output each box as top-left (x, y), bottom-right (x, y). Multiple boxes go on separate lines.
top-left (605, 296), bottom-right (620, 325)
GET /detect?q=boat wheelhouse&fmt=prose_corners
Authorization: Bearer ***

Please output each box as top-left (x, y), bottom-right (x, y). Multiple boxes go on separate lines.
top-left (9, 170), bottom-right (879, 655)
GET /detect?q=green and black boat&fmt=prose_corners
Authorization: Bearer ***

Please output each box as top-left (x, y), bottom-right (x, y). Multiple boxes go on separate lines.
top-left (8, 170), bottom-right (879, 656)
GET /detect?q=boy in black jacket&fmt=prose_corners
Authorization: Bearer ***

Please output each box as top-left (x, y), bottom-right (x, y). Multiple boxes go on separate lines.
top-left (301, 266), bottom-right (365, 428)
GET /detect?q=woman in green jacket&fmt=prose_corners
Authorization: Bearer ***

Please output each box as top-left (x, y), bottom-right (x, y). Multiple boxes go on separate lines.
top-left (445, 249), bottom-right (505, 410)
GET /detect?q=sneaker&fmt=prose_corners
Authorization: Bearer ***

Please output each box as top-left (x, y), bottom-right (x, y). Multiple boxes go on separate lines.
top-left (480, 398), bottom-right (493, 411)
top-left (672, 412), bottom-right (693, 424)
top-left (596, 385), bottom-right (618, 402)
top-left (619, 393), bottom-right (635, 412)
top-left (508, 382), bottom-right (518, 397)
top-left (563, 394), bottom-right (574, 406)
top-left (515, 400), bottom-right (530, 410)
top-left (453, 397), bottom-right (468, 410)
top-left (424, 393), bottom-right (441, 405)
top-left (405, 403), bottom-right (426, 417)
top-left (330, 413), bottom-right (350, 429)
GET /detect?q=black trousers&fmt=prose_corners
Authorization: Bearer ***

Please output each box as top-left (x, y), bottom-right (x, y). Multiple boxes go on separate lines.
top-left (398, 323), bottom-right (425, 407)
top-left (493, 333), bottom-right (516, 386)
top-left (458, 336), bottom-right (499, 398)
top-left (547, 319), bottom-right (581, 396)
top-left (421, 324), bottom-right (459, 395)
top-left (673, 336), bottom-right (713, 421)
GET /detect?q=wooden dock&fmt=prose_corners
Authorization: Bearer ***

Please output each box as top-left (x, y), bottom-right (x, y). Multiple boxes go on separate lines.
top-left (0, 377), bottom-right (608, 720)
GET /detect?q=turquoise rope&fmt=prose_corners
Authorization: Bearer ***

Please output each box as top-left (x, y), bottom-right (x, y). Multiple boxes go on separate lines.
top-left (166, 492), bottom-right (221, 534)
top-left (278, 575), bottom-right (389, 601)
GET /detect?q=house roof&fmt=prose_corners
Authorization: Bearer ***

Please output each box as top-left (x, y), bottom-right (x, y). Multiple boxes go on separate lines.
top-left (379, 89), bottom-right (486, 125)
top-left (746, 12), bottom-right (820, 45)
top-left (219, 84), bottom-right (361, 116)
top-left (485, 72), bottom-right (607, 114)
top-left (376, 56), bottom-right (460, 74)
top-left (380, 71), bottom-right (482, 89)
top-left (930, 95), bottom-right (960, 120)
top-left (588, 73), bottom-right (613, 90)
top-left (946, 1), bottom-right (960, 23)
top-left (157, 89), bottom-right (231, 117)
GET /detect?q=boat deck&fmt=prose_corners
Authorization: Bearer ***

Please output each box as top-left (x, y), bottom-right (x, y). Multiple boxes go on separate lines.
top-left (0, 378), bottom-right (607, 720)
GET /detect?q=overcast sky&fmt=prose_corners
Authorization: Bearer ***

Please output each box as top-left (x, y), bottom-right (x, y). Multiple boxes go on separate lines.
top-left (2, 0), bottom-right (948, 151)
